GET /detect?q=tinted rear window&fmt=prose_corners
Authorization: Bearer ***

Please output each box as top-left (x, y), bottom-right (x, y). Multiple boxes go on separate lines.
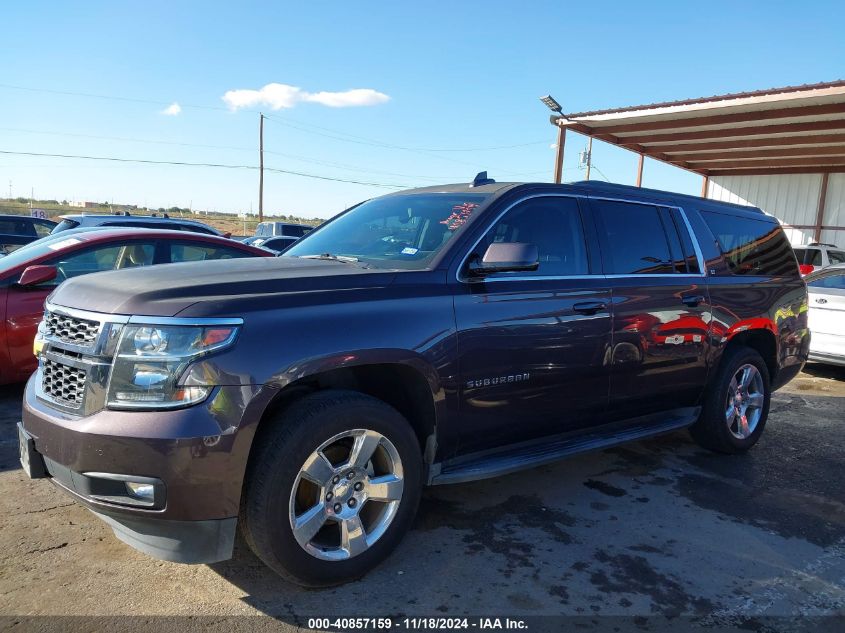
top-left (829, 250), bottom-right (845, 265)
top-left (593, 200), bottom-right (699, 274)
top-left (701, 211), bottom-right (797, 276)
top-left (0, 218), bottom-right (33, 235)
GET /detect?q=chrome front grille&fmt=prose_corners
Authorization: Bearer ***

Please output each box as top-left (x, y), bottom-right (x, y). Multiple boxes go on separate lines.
top-left (44, 311), bottom-right (100, 346)
top-left (41, 358), bottom-right (87, 409)
top-left (37, 304), bottom-right (130, 415)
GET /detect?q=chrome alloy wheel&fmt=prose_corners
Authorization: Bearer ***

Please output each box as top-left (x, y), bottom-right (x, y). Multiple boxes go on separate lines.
top-left (288, 429), bottom-right (404, 561)
top-left (725, 364), bottom-right (765, 440)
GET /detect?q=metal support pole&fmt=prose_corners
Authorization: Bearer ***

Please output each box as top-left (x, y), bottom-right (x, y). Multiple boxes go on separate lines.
top-left (258, 113), bottom-right (265, 223)
top-left (553, 126), bottom-right (566, 184)
top-left (635, 154), bottom-right (644, 187)
top-left (585, 137), bottom-right (593, 181)
top-left (701, 175), bottom-right (709, 198)
top-left (814, 172), bottom-right (830, 242)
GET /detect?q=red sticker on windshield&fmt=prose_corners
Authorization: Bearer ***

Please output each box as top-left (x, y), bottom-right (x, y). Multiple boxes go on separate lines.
top-left (440, 203), bottom-right (479, 231)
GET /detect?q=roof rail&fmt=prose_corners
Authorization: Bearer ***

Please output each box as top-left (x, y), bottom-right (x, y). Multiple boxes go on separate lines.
top-left (809, 242), bottom-right (838, 247)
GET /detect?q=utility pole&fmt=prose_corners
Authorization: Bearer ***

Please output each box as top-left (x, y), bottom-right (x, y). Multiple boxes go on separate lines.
top-left (585, 137), bottom-right (593, 181)
top-left (258, 112), bottom-right (265, 223)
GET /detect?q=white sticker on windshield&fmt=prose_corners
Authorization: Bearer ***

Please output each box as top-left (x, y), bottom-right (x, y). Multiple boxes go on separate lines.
top-left (401, 247), bottom-right (419, 255)
top-left (47, 238), bottom-right (82, 251)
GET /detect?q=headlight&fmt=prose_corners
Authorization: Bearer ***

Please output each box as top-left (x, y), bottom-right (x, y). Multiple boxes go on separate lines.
top-left (106, 323), bottom-right (240, 410)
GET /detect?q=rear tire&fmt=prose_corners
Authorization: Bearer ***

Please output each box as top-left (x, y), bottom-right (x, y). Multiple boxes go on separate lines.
top-left (240, 390), bottom-right (423, 587)
top-left (690, 346), bottom-right (771, 454)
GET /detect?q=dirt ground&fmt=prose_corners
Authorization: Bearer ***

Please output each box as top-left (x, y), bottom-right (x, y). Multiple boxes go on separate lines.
top-left (1, 365), bottom-right (843, 629)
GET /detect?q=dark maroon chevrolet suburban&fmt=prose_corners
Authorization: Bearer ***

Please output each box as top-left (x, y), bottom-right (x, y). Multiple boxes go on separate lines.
top-left (19, 177), bottom-right (809, 586)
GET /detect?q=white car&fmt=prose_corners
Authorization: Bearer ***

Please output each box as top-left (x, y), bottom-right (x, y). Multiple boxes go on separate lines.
top-left (806, 263), bottom-right (845, 366)
top-left (794, 242), bottom-right (845, 275)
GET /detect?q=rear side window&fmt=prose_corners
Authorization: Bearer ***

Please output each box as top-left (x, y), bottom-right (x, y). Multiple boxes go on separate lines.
top-left (169, 242), bottom-right (251, 262)
top-left (829, 250), bottom-right (845, 265)
top-left (594, 200), bottom-right (696, 275)
top-left (701, 211), bottom-right (797, 276)
top-left (808, 272), bottom-right (845, 290)
top-left (282, 226), bottom-right (307, 237)
top-left (33, 221), bottom-right (54, 237)
top-left (0, 218), bottom-right (32, 235)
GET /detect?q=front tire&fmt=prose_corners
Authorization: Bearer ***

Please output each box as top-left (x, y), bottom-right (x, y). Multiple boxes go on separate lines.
top-left (690, 346), bottom-right (771, 454)
top-left (240, 390), bottom-right (423, 587)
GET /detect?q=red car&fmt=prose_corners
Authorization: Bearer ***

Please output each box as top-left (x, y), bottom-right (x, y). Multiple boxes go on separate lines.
top-left (0, 228), bottom-right (271, 384)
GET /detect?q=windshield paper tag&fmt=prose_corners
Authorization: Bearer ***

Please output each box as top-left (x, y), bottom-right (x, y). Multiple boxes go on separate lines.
top-left (440, 202), bottom-right (479, 231)
top-left (401, 247), bottom-right (419, 255)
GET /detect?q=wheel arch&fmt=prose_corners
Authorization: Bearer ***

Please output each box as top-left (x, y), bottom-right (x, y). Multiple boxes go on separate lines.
top-left (246, 352), bottom-right (444, 470)
top-left (720, 327), bottom-right (778, 383)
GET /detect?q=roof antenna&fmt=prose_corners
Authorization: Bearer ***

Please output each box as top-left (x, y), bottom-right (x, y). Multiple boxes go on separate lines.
top-left (471, 171), bottom-right (495, 187)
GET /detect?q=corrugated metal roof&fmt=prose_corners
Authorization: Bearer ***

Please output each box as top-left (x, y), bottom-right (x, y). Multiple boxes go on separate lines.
top-left (567, 80), bottom-right (845, 118)
top-left (553, 80), bottom-right (845, 177)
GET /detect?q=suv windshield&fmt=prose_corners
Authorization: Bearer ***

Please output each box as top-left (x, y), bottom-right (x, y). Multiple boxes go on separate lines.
top-left (284, 193), bottom-right (488, 270)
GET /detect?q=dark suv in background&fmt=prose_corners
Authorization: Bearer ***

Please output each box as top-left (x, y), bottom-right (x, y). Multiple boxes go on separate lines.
top-left (52, 212), bottom-right (225, 236)
top-left (19, 178), bottom-right (808, 586)
top-left (0, 214), bottom-right (56, 255)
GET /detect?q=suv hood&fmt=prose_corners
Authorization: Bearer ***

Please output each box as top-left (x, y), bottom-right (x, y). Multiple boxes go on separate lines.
top-left (48, 257), bottom-right (397, 317)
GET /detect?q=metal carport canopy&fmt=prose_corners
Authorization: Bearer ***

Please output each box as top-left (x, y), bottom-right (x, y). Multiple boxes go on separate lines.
top-left (550, 80), bottom-right (845, 184)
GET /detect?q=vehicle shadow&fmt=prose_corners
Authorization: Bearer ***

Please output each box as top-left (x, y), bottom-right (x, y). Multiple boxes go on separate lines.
top-left (205, 431), bottom-right (706, 620)
top-left (0, 382), bottom-right (26, 474)
top-left (802, 362), bottom-right (845, 382)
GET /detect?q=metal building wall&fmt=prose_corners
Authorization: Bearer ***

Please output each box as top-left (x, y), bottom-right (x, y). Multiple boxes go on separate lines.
top-left (706, 174), bottom-right (827, 245)
top-left (821, 174), bottom-right (845, 245)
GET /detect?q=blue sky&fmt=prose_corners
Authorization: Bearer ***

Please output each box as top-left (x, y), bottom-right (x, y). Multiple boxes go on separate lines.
top-left (1, 0), bottom-right (843, 218)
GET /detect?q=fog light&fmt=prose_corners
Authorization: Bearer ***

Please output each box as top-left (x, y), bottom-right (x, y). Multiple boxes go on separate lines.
top-left (125, 481), bottom-right (155, 501)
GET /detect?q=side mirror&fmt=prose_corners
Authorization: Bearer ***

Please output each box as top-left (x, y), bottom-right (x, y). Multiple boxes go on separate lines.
top-left (18, 265), bottom-right (58, 287)
top-left (467, 242), bottom-right (539, 276)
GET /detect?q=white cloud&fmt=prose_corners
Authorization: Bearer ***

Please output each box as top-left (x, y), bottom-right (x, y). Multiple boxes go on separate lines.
top-left (221, 83), bottom-right (390, 111)
top-left (303, 89), bottom-right (390, 108)
top-left (161, 102), bottom-right (182, 116)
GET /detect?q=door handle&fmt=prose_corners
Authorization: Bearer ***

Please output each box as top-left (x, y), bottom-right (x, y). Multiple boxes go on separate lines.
top-left (573, 301), bottom-right (607, 315)
top-left (681, 295), bottom-right (706, 307)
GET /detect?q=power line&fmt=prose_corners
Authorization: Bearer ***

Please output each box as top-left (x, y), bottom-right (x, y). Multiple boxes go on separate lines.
top-left (263, 114), bottom-right (547, 152)
top-left (0, 83), bottom-right (547, 155)
top-left (0, 83), bottom-right (230, 112)
top-left (0, 149), bottom-right (407, 188)
top-left (0, 126), bottom-right (461, 182)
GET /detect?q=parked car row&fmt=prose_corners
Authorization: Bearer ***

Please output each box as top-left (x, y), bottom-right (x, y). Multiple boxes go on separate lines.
top-left (0, 228), bottom-right (271, 384)
top-left (0, 210), bottom-right (317, 384)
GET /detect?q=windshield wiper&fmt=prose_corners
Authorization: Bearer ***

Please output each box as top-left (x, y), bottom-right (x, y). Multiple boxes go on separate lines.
top-left (300, 253), bottom-right (360, 263)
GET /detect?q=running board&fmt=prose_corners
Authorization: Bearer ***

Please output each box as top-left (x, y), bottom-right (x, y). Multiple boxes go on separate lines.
top-left (429, 408), bottom-right (699, 486)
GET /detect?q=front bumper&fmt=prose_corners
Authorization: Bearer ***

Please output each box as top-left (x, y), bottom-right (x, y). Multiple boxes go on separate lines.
top-left (20, 375), bottom-right (270, 563)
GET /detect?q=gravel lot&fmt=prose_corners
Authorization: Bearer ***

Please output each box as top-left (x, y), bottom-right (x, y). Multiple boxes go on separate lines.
top-left (1, 365), bottom-right (843, 629)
